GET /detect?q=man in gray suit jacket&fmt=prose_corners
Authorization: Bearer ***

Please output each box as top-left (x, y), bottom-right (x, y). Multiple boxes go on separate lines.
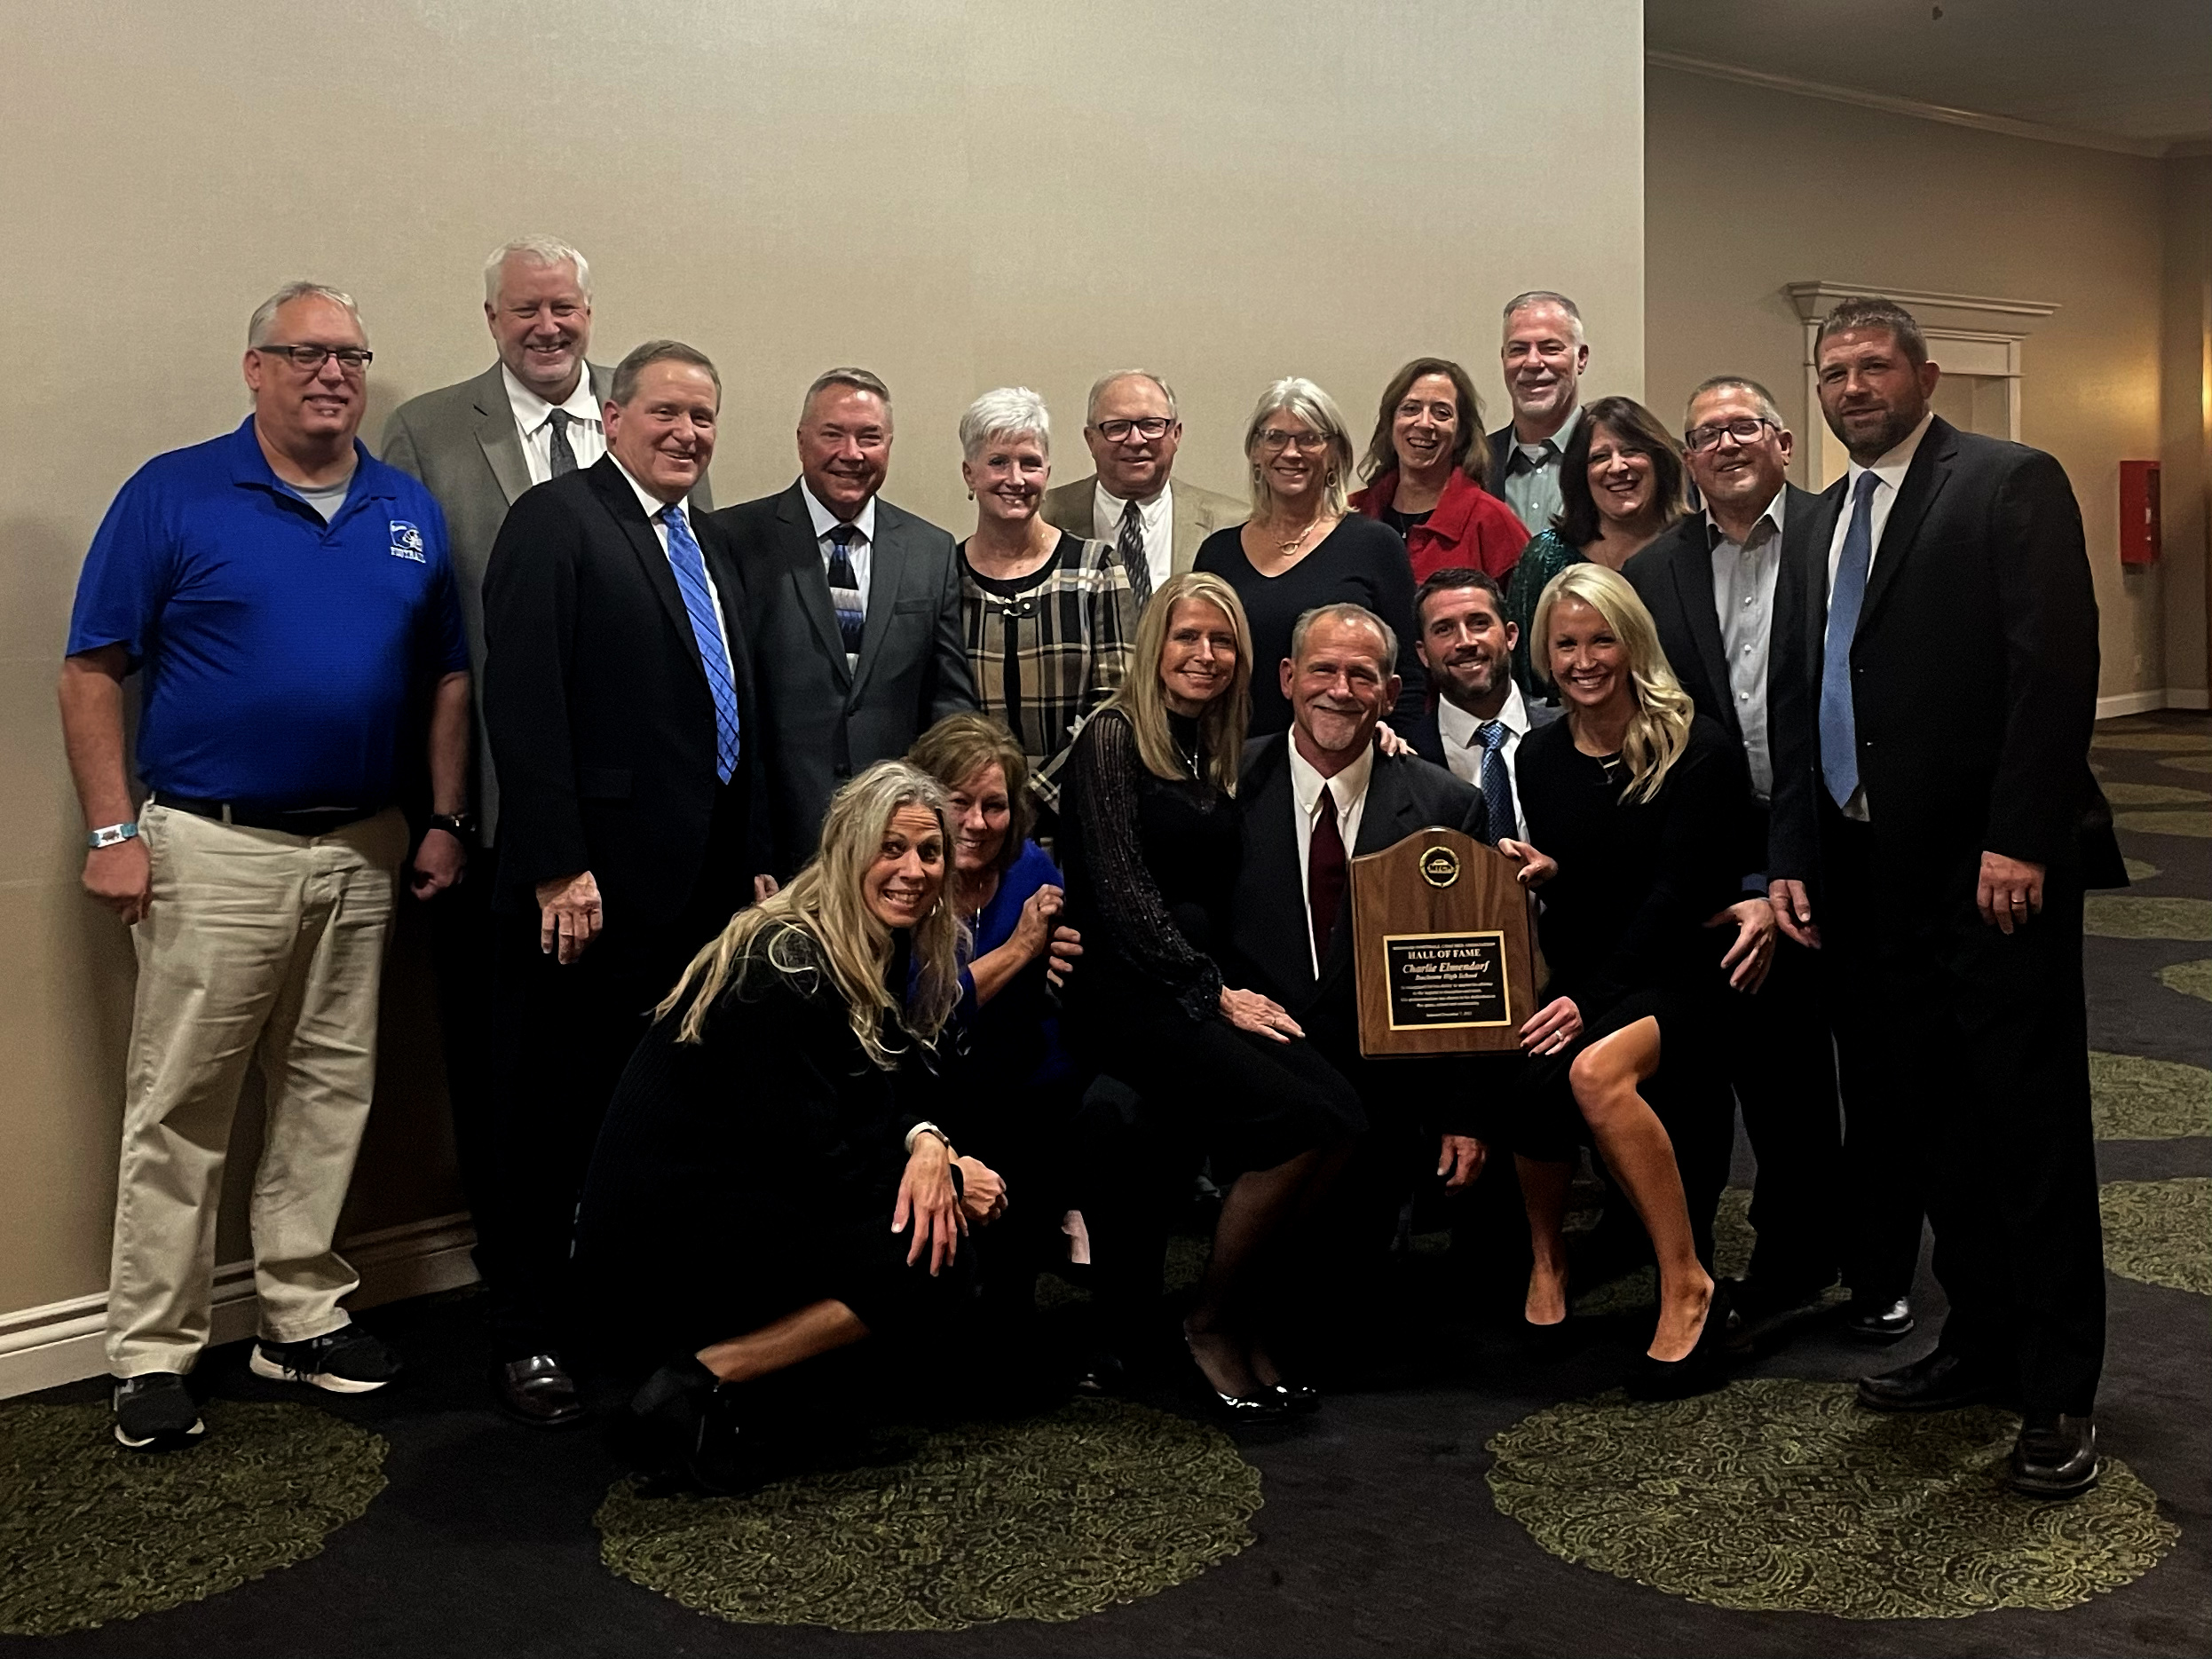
top-left (715, 367), bottom-right (976, 875)
top-left (379, 237), bottom-right (707, 1426)
top-left (1039, 369), bottom-right (1244, 614)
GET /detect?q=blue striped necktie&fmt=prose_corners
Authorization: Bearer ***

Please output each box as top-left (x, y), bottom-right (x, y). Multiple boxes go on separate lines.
top-left (660, 503), bottom-right (741, 783)
top-left (1478, 720), bottom-right (1513, 837)
top-left (826, 525), bottom-right (865, 660)
top-left (1819, 470), bottom-right (1883, 810)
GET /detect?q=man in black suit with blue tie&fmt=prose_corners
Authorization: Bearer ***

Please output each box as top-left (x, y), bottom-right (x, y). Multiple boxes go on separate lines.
top-left (715, 368), bottom-right (976, 874)
top-left (1401, 568), bottom-right (1560, 838)
top-left (1768, 297), bottom-right (2124, 1499)
top-left (479, 341), bottom-right (766, 1426)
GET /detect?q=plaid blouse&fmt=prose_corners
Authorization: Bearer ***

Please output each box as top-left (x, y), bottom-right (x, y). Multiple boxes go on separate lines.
top-left (959, 532), bottom-right (1138, 811)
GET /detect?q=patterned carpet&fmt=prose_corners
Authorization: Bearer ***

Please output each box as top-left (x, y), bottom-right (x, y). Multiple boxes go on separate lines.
top-left (0, 711), bottom-right (2204, 1657)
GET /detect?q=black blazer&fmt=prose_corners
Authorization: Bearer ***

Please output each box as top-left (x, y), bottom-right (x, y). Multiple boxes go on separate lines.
top-left (1485, 423), bottom-right (1514, 499)
top-left (716, 482), bottom-right (977, 875)
top-left (1231, 734), bottom-right (1490, 1022)
top-left (1401, 697), bottom-right (1563, 773)
top-left (480, 456), bottom-right (762, 927)
top-left (1767, 418), bottom-right (2122, 891)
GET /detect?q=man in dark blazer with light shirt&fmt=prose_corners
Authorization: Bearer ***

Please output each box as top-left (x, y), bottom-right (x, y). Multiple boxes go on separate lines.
top-left (1768, 297), bottom-right (2124, 1500)
top-left (478, 340), bottom-right (762, 1429)
top-left (716, 367), bottom-right (976, 875)
top-left (1624, 376), bottom-right (1902, 1344)
top-left (1231, 604), bottom-right (1500, 1321)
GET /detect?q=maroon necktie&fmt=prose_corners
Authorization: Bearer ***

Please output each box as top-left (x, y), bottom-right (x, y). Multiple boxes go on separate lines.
top-left (1309, 786), bottom-right (1347, 966)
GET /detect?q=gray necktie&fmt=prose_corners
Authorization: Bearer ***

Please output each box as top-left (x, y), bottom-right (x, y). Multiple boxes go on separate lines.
top-left (1118, 497), bottom-right (1151, 614)
top-left (547, 409), bottom-right (579, 477)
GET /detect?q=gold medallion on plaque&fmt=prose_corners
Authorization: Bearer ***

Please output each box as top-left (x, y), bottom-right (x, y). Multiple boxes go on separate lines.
top-left (1419, 847), bottom-right (1461, 888)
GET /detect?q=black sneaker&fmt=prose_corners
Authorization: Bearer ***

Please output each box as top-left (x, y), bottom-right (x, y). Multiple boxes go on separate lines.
top-left (113, 1372), bottom-right (205, 1450)
top-left (249, 1324), bottom-right (402, 1394)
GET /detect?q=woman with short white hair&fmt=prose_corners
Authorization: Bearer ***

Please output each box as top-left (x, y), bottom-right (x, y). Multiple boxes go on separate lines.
top-left (1195, 377), bottom-right (1426, 734)
top-left (956, 386), bottom-right (1137, 837)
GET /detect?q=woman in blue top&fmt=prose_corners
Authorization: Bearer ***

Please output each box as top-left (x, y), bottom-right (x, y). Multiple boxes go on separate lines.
top-left (910, 715), bottom-right (1085, 1337)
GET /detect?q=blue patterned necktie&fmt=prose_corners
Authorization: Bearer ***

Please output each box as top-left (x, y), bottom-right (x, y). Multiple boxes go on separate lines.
top-left (660, 503), bottom-right (741, 783)
top-left (1478, 720), bottom-right (1513, 838)
top-left (1819, 470), bottom-right (1884, 810)
top-left (826, 524), bottom-right (865, 660)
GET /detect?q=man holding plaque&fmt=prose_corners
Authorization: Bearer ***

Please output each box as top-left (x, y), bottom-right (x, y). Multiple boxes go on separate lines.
top-left (1228, 603), bottom-right (1499, 1303)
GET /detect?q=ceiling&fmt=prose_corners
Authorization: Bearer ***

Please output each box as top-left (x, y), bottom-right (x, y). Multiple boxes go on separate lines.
top-left (1646, 0), bottom-right (2212, 146)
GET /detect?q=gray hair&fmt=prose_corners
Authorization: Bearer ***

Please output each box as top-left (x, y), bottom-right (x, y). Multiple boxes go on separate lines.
top-left (1502, 289), bottom-right (1585, 344)
top-left (959, 386), bottom-right (1051, 462)
top-left (1243, 376), bottom-right (1356, 517)
top-left (801, 367), bottom-right (893, 426)
top-left (247, 282), bottom-right (361, 348)
top-left (1085, 368), bottom-right (1179, 425)
top-left (1290, 603), bottom-right (1397, 675)
top-left (1687, 375), bottom-right (1786, 431)
top-left (482, 236), bottom-right (592, 304)
top-left (1817, 296), bottom-right (1929, 367)
top-left (610, 339), bottom-right (721, 406)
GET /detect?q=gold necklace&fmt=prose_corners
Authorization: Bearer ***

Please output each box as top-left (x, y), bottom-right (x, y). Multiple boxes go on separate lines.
top-left (1270, 517), bottom-right (1320, 557)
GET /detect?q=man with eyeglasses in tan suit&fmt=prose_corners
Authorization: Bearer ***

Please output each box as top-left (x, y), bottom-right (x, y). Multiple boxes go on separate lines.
top-left (1041, 369), bottom-right (1245, 616)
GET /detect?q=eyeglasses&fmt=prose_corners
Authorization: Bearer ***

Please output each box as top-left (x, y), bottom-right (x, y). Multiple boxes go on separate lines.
top-left (1094, 416), bottom-right (1173, 442)
top-left (255, 344), bottom-right (373, 374)
top-left (1258, 430), bottom-right (1329, 454)
top-left (1684, 415), bottom-right (1774, 452)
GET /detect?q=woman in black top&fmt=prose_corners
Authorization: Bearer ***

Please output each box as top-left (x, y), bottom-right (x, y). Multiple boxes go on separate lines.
top-left (575, 762), bottom-right (1009, 1490)
top-left (1501, 563), bottom-right (1771, 1399)
top-left (1194, 376), bottom-right (1424, 734)
top-left (1060, 571), bottom-right (1365, 1419)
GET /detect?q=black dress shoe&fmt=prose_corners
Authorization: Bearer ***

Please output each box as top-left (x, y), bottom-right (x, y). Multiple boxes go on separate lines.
top-left (492, 1353), bottom-right (587, 1427)
top-left (2008, 1415), bottom-right (2099, 1499)
top-left (1624, 1285), bottom-right (1745, 1402)
top-left (1844, 1296), bottom-right (1916, 1342)
top-left (1856, 1347), bottom-right (1996, 1413)
top-left (1267, 1380), bottom-right (1322, 1415)
top-left (1182, 1330), bottom-right (1290, 1424)
top-left (1073, 1351), bottom-right (1127, 1396)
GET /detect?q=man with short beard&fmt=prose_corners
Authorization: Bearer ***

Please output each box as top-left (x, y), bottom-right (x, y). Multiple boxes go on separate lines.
top-left (1768, 296), bottom-right (2124, 1499)
top-left (1229, 605), bottom-right (1498, 1328)
top-left (1486, 291), bottom-right (1590, 534)
top-left (1401, 568), bottom-right (1560, 840)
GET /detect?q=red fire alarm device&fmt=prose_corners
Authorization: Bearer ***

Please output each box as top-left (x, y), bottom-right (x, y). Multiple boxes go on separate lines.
top-left (2121, 461), bottom-right (2161, 565)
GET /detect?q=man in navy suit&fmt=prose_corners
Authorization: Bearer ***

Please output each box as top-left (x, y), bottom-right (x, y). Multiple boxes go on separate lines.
top-left (1402, 568), bottom-right (1560, 840)
top-left (1768, 297), bottom-right (2123, 1498)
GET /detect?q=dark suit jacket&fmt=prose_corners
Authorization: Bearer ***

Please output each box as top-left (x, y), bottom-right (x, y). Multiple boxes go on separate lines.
top-left (1230, 733), bottom-right (1491, 1134)
top-left (715, 482), bottom-right (977, 874)
top-left (1767, 417), bottom-right (2122, 893)
top-left (1485, 423), bottom-right (1514, 498)
top-left (1401, 698), bottom-right (1562, 840)
top-left (480, 456), bottom-right (762, 929)
top-left (382, 363), bottom-right (715, 840)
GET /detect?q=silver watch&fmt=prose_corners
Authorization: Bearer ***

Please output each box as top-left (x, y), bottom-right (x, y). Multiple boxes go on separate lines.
top-left (87, 821), bottom-right (139, 849)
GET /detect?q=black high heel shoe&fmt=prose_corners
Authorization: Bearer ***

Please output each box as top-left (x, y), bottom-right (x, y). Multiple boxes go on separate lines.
top-left (1182, 1328), bottom-right (1290, 1424)
top-left (1624, 1283), bottom-right (1744, 1402)
top-left (1521, 1268), bottom-right (1576, 1358)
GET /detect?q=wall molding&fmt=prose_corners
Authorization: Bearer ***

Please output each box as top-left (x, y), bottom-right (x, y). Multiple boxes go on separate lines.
top-left (0, 1213), bottom-right (478, 1401)
top-left (1648, 50), bottom-right (2184, 161)
top-left (2098, 688), bottom-right (2212, 719)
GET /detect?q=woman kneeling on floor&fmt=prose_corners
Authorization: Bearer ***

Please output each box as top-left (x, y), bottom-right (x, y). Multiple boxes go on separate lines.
top-left (573, 762), bottom-right (1008, 1492)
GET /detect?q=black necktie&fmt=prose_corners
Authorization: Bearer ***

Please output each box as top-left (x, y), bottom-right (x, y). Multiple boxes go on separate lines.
top-left (1118, 498), bottom-right (1151, 614)
top-left (547, 409), bottom-right (578, 477)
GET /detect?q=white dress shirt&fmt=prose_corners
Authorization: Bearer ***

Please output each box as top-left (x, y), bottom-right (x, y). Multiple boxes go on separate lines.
top-left (1822, 411), bottom-right (1933, 820)
top-left (1091, 481), bottom-right (1174, 596)
top-left (1288, 739), bottom-right (1375, 977)
top-left (1708, 490), bottom-right (1785, 804)
top-left (802, 480), bottom-right (877, 610)
top-left (503, 366), bottom-right (606, 486)
top-left (610, 457), bottom-right (737, 673)
top-left (1437, 681), bottom-right (1531, 839)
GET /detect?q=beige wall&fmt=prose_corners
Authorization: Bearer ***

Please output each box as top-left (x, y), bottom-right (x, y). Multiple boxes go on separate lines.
top-left (1647, 65), bottom-right (2185, 704)
top-left (0, 2), bottom-right (1645, 1331)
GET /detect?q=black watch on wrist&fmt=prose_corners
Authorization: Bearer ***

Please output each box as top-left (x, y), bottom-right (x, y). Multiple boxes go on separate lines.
top-left (428, 811), bottom-right (476, 841)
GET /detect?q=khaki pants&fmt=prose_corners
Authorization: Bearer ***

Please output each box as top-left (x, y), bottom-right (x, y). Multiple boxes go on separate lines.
top-left (106, 803), bottom-right (407, 1376)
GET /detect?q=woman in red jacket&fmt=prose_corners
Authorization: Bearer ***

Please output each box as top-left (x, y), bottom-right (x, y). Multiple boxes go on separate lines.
top-left (1350, 357), bottom-right (1529, 585)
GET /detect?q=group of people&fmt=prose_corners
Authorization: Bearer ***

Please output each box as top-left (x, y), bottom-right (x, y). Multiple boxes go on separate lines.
top-left (62, 236), bottom-right (2119, 1508)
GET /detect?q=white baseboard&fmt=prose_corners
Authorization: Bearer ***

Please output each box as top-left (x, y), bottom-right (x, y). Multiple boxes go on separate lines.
top-left (2097, 687), bottom-right (2210, 719)
top-left (0, 1213), bottom-right (478, 1401)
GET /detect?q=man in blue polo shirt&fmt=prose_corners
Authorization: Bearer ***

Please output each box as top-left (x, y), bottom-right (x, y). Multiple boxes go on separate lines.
top-left (59, 281), bottom-right (472, 1453)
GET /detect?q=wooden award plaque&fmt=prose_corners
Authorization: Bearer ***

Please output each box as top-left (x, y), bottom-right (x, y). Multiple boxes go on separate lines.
top-left (1348, 827), bottom-right (1537, 1057)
